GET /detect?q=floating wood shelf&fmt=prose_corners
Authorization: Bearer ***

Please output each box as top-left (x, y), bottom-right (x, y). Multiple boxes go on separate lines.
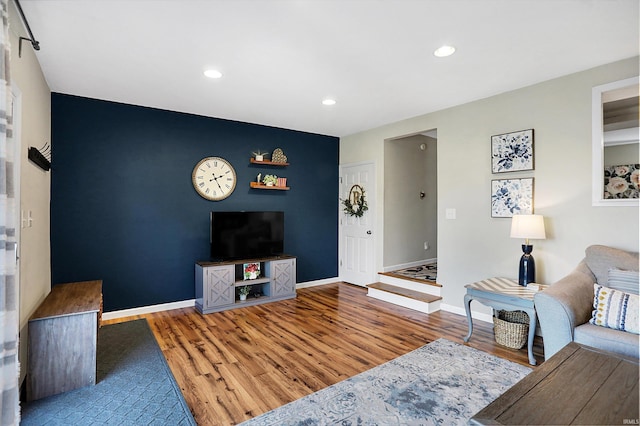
top-left (250, 158), bottom-right (289, 166)
top-left (250, 182), bottom-right (290, 190)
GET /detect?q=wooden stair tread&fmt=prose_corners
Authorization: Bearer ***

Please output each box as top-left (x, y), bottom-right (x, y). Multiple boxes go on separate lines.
top-left (378, 272), bottom-right (442, 287)
top-left (368, 282), bottom-right (442, 303)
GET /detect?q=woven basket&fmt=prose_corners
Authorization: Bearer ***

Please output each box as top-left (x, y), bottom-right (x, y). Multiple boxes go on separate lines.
top-left (493, 310), bottom-right (529, 349)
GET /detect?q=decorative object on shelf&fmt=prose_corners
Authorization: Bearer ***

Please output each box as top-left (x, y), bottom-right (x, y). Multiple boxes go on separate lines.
top-left (604, 164), bottom-right (639, 199)
top-left (238, 285), bottom-right (251, 301)
top-left (243, 263), bottom-right (260, 280)
top-left (252, 151), bottom-right (269, 162)
top-left (491, 129), bottom-right (534, 173)
top-left (192, 156), bottom-right (237, 201)
top-left (28, 143), bottom-right (51, 171)
top-left (510, 214), bottom-right (546, 286)
top-left (491, 178), bottom-right (533, 218)
top-left (256, 173), bottom-right (262, 183)
top-left (263, 174), bottom-right (278, 186)
top-left (271, 148), bottom-right (288, 163)
top-left (342, 184), bottom-right (369, 217)
top-left (277, 177), bottom-right (287, 187)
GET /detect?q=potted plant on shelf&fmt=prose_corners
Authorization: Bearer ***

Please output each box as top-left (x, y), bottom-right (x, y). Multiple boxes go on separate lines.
top-left (252, 151), bottom-right (269, 162)
top-left (263, 174), bottom-right (278, 186)
top-left (239, 285), bottom-right (251, 301)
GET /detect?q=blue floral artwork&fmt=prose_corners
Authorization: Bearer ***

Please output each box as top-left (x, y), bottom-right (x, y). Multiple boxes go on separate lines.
top-left (491, 178), bottom-right (533, 217)
top-left (491, 129), bottom-right (534, 173)
top-left (604, 164), bottom-right (640, 199)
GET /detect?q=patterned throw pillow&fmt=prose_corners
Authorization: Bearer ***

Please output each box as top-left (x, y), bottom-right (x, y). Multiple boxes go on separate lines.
top-left (590, 284), bottom-right (639, 334)
top-left (608, 268), bottom-right (639, 295)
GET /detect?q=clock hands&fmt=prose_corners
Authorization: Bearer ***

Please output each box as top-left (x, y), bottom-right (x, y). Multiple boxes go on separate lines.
top-left (209, 173), bottom-right (225, 192)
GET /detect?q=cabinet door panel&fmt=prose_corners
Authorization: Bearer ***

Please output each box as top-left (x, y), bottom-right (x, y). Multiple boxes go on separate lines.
top-left (206, 265), bottom-right (235, 308)
top-left (271, 259), bottom-right (296, 297)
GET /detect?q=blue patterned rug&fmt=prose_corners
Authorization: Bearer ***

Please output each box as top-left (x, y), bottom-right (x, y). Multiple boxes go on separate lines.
top-left (240, 339), bottom-right (531, 426)
top-left (21, 319), bottom-right (196, 425)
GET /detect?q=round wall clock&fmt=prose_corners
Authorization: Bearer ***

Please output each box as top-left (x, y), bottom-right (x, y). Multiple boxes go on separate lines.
top-left (192, 156), bottom-right (237, 201)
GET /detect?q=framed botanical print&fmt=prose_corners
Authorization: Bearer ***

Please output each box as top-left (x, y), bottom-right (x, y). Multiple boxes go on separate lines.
top-left (491, 178), bottom-right (533, 217)
top-left (491, 129), bottom-right (534, 173)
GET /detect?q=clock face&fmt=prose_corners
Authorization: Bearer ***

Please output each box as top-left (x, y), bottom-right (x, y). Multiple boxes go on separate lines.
top-left (192, 157), bottom-right (237, 201)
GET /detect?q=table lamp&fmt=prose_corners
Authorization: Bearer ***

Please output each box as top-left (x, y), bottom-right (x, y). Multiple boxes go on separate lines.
top-left (510, 214), bottom-right (546, 286)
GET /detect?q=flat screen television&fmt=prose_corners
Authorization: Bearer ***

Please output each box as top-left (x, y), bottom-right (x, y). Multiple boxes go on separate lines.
top-left (210, 211), bottom-right (284, 260)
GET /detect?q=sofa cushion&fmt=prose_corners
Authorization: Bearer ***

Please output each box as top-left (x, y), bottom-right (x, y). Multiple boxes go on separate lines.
top-left (608, 267), bottom-right (639, 295)
top-left (585, 245), bottom-right (638, 285)
top-left (574, 323), bottom-right (639, 358)
top-left (590, 284), bottom-right (639, 334)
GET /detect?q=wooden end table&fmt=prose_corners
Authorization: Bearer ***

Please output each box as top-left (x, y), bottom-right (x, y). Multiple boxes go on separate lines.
top-left (464, 277), bottom-right (544, 366)
top-left (470, 342), bottom-right (639, 425)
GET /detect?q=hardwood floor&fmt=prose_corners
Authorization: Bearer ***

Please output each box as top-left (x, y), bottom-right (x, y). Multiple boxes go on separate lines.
top-left (103, 282), bottom-right (544, 425)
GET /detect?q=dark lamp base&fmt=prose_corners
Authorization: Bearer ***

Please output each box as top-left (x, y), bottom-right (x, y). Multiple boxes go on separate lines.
top-left (518, 244), bottom-right (535, 286)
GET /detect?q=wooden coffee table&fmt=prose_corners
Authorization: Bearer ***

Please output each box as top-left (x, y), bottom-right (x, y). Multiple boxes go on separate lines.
top-left (470, 342), bottom-right (640, 425)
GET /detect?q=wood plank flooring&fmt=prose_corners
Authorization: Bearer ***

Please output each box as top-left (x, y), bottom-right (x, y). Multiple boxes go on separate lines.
top-left (103, 282), bottom-right (544, 425)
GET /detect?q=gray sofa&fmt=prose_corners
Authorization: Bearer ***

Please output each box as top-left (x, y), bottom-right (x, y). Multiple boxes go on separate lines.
top-left (534, 245), bottom-right (639, 360)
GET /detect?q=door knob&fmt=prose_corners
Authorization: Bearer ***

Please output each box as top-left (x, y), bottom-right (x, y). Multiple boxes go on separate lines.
top-left (366, 230), bottom-right (372, 235)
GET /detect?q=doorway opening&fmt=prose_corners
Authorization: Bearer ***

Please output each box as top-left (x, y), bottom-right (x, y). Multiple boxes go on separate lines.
top-left (383, 129), bottom-right (437, 276)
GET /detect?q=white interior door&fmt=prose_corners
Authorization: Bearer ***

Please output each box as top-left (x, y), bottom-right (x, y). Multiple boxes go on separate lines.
top-left (339, 162), bottom-right (376, 286)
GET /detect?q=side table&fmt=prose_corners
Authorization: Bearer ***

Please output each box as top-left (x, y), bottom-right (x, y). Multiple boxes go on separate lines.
top-left (463, 277), bottom-right (544, 366)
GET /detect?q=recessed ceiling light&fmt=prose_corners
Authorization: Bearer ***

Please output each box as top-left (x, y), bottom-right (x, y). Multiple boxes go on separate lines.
top-left (433, 45), bottom-right (456, 57)
top-left (322, 98), bottom-right (336, 106)
top-left (204, 69), bottom-right (223, 79)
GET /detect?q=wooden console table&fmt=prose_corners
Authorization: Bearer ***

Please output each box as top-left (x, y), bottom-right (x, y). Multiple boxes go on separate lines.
top-left (27, 280), bottom-right (103, 401)
top-left (471, 342), bottom-right (639, 425)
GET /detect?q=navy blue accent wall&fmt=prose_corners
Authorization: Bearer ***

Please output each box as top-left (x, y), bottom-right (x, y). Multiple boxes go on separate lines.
top-left (51, 93), bottom-right (339, 311)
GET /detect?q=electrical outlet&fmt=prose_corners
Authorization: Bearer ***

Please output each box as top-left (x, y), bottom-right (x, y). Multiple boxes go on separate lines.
top-left (424, 241), bottom-right (429, 250)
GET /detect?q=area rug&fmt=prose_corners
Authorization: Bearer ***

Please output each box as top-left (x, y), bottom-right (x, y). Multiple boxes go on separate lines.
top-left (391, 263), bottom-right (437, 282)
top-left (240, 338), bottom-right (531, 426)
top-left (21, 319), bottom-right (196, 426)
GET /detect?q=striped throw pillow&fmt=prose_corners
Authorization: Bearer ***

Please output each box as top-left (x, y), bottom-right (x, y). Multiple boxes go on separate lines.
top-left (608, 268), bottom-right (639, 295)
top-left (590, 284), bottom-right (639, 334)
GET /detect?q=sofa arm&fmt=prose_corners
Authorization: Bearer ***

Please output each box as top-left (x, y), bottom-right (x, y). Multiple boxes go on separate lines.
top-left (534, 261), bottom-right (595, 359)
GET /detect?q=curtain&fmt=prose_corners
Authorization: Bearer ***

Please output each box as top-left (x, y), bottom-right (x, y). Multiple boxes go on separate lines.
top-left (0, 0), bottom-right (19, 423)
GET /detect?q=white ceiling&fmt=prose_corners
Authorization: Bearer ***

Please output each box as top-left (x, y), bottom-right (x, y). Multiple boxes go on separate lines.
top-left (17, 0), bottom-right (639, 137)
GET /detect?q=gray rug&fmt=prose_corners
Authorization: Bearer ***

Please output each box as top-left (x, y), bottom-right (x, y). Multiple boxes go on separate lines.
top-left (21, 319), bottom-right (196, 426)
top-left (240, 338), bottom-right (531, 426)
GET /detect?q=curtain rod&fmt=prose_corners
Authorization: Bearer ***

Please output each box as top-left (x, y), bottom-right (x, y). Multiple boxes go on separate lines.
top-left (14, 0), bottom-right (40, 57)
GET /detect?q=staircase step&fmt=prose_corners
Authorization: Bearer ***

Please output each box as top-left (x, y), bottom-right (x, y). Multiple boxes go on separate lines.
top-left (377, 274), bottom-right (442, 297)
top-left (367, 282), bottom-right (442, 313)
top-left (378, 271), bottom-right (442, 287)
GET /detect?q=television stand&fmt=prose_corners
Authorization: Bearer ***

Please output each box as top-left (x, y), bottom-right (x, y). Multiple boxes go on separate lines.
top-left (195, 255), bottom-right (296, 314)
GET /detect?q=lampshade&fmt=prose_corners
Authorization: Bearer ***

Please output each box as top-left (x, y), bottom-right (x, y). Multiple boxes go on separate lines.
top-left (510, 214), bottom-right (546, 240)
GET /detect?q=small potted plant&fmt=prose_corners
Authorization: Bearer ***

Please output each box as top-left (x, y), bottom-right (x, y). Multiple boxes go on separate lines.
top-left (252, 151), bottom-right (269, 162)
top-left (239, 285), bottom-right (251, 301)
top-left (263, 174), bottom-right (278, 186)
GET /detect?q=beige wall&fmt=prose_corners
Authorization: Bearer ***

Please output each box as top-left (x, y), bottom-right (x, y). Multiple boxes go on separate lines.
top-left (383, 134), bottom-right (437, 266)
top-left (10, 1), bottom-right (52, 384)
top-left (341, 57), bottom-right (639, 316)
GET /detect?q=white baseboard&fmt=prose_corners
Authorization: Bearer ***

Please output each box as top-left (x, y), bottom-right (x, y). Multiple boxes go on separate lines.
top-left (296, 277), bottom-right (340, 289)
top-left (440, 303), bottom-right (492, 323)
top-left (382, 258), bottom-right (437, 272)
top-left (102, 299), bottom-right (195, 321)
